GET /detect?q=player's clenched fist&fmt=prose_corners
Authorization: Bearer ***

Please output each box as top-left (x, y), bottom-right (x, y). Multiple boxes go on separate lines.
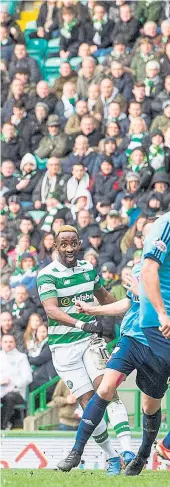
top-left (158, 313), bottom-right (170, 339)
top-left (76, 300), bottom-right (93, 315)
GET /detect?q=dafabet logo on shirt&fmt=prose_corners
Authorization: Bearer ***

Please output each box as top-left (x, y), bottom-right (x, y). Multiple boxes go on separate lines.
top-left (61, 293), bottom-right (93, 307)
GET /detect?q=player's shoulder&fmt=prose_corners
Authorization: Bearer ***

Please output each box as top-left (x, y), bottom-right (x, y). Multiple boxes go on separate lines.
top-left (77, 260), bottom-right (94, 271)
top-left (37, 260), bottom-right (59, 279)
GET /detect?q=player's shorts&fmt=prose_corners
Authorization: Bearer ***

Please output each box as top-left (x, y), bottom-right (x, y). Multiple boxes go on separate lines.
top-left (51, 337), bottom-right (107, 399)
top-left (142, 327), bottom-right (170, 370)
top-left (106, 336), bottom-right (169, 399)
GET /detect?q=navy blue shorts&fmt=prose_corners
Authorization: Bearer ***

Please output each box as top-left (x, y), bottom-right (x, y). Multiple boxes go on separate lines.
top-left (106, 336), bottom-right (169, 399)
top-left (142, 327), bottom-right (170, 368)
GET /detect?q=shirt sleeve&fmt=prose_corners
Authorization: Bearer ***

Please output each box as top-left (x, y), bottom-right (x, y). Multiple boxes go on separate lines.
top-left (144, 220), bottom-right (170, 266)
top-left (37, 273), bottom-right (58, 302)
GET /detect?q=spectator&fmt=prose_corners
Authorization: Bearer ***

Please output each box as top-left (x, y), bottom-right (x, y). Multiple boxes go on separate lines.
top-left (13, 68), bottom-right (37, 99)
top-left (18, 216), bottom-right (41, 250)
top-left (10, 285), bottom-right (37, 334)
top-left (131, 37), bottom-right (157, 83)
top-left (0, 23), bottom-right (14, 63)
top-left (76, 209), bottom-right (92, 252)
top-left (144, 60), bottom-right (163, 99)
top-left (151, 75), bottom-right (170, 117)
top-left (101, 210), bottom-right (129, 265)
top-left (59, 6), bottom-right (80, 59)
top-left (84, 248), bottom-right (99, 268)
top-left (160, 40), bottom-right (170, 78)
top-left (1, 160), bottom-right (19, 191)
top-left (77, 56), bottom-right (104, 99)
top-left (0, 3), bottom-right (24, 44)
top-left (111, 265), bottom-right (132, 301)
top-left (35, 115), bottom-right (70, 159)
top-left (148, 130), bottom-right (166, 172)
top-left (21, 102), bottom-right (49, 155)
top-left (65, 99), bottom-right (88, 135)
top-left (101, 262), bottom-right (118, 292)
top-left (110, 61), bottom-right (134, 102)
top-left (91, 157), bottom-right (120, 206)
top-left (9, 43), bottom-right (41, 83)
top-left (55, 81), bottom-right (78, 128)
top-left (26, 80), bottom-right (57, 115)
top-left (0, 284), bottom-right (14, 313)
top-left (112, 3), bottom-right (139, 48)
top-left (1, 58), bottom-right (10, 106)
top-left (1, 122), bottom-right (21, 166)
top-left (67, 163), bottom-right (90, 203)
top-left (62, 134), bottom-right (98, 176)
top-left (0, 311), bottom-right (13, 338)
top-left (120, 214), bottom-right (147, 254)
top-left (0, 334), bottom-right (32, 429)
top-left (79, 2), bottom-right (113, 55)
top-left (9, 154), bottom-right (40, 210)
top-left (52, 61), bottom-right (77, 100)
top-left (32, 157), bottom-right (68, 209)
top-left (79, 114), bottom-right (102, 147)
top-left (24, 313), bottom-right (44, 354)
top-left (30, 0), bottom-right (59, 40)
top-left (2, 78), bottom-right (27, 124)
top-left (38, 232), bottom-right (55, 268)
top-left (9, 234), bottom-right (37, 266)
top-left (52, 379), bottom-right (80, 431)
top-left (1, 250), bottom-right (15, 285)
top-left (134, 1), bottom-right (162, 25)
top-left (150, 100), bottom-right (170, 132)
top-left (28, 324), bottom-right (56, 401)
top-left (10, 253), bottom-right (38, 292)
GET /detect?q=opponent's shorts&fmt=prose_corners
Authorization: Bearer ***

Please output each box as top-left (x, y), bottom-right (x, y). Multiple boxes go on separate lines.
top-left (51, 336), bottom-right (109, 399)
top-left (142, 327), bottom-right (170, 369)
top-left (106, 336), bottom-right (169, 399)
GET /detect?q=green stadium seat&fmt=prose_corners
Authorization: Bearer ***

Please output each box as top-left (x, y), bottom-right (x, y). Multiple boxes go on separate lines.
top-left (45, 38), bottom-right (60, 59)
top-left (28, 53), bottom-right (44, 73)
top-left (44, 57), bottom-right (62, 68)
top-left (26, 38), bottom-right (48, 57)
top-left (26, 20), bottom-right (37, 30)
top-left (70, 56), bottom-right (82, 71)
top-left (43, 58), bottom-right (63, 84)
top-left (43, 72), bottom-right (60, 87)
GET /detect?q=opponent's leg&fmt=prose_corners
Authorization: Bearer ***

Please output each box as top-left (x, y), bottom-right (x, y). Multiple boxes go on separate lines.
top-left (125, 394), bottom-right (161, 476)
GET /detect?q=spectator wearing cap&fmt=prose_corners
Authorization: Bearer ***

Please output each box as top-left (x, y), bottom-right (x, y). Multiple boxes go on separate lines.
top-left (7, 195), bottom-right (23, 225)
top-left (119, 193), bottom-right (141, 227)
top-left (35, 115), bottom-right (70, 160)
top-left (1, 122), bottom-right (22, 167)
top-left (52, 62), bottom-right (77, 100)
top-left (0, 23), bottom-right (14, 62)
top-left (32, 158), bottom-right (69, 210)
top-left (91, 156), bottom-right (121, 207)
top-left (111, 3), bottom-right (139, 49)
top-left (160, 40), bottom-right (170, 78)
top-left (10, 253), bottom-right (38, 292)
top-left (101, 210), bottom-right (128, 266)
top-left (101, 262), bottom-right (118, 292)
top-left (79, 2), bottom-right (113, 56)
top-left (131, 37), bottom-right (157, 83)
top-left (66, 163), bottom-right (90, 204)
top-left (151, 75), bottom-right (170, 118)
top-left (150, 100), bottom-right (170, 132)
top-left (2, 78), bottom-right (28, 124)
top-left (65, 100), bottom-right (88, 135)
top-left (26, 81), bottom-right (57, 116)
top-left (21, 102), bottom-right (49, 156)
top-left (9, 154), bottom-right (40, 211)
top-left (103, 38), bottom-right (132, 69)
top-left (55, 82), bottom-right (78, 128)
top-left (29, 0), bottom-right (59, 41)
top-left (144, 60), bottom-right (163, 99)
top-left (1, 250), bottom-right (15, 285)
top-left (9, 43), bottom-right (41, 83)
top-left (114, 172), bottom-right (140, 211)
top-left (109, 61), bottom-right (134, 102)
top-left (0, 4), bottom-right (24, 44)
top-left (76, 57), bottom-right (104, 100)
top-left (148, 130), bottom-right (166, 172)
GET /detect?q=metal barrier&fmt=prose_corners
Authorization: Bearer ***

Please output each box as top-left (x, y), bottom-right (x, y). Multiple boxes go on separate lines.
top-left (28, 378), bottom-right (170, 433)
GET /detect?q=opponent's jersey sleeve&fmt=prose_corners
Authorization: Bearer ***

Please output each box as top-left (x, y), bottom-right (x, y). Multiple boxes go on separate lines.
top-left (37, 272), bottom-right (57, 302)
top-left (143, 219), bottom-right (170, 266)
top-left (93, 269), bottom-right (103, 291)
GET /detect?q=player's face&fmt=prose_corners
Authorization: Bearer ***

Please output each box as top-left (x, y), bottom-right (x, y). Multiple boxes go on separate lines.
top-left (56, 232), bottom-right (81, 267)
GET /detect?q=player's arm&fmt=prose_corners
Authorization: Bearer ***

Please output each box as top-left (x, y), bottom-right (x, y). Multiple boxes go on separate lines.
top-left (76, 297), bottom-right (130, 316)
top-left (42, 296), bottom-right (77, 327)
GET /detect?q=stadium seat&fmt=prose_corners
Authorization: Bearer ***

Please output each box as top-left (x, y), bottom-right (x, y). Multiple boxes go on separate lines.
top-left (26, 38), bottom-right (48, 57)
top-left (45, 38), bottom-right (60, 59)
top-left (28, 53), bottom-right (44, 73)
top-left (26, 20), bottom-right (37, 30)
top-left (70, 56), bottom-right (82, 71)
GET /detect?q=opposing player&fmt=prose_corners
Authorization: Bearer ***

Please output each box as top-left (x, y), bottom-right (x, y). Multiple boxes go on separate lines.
top-left (58, 219), bottom-right (169, 473)
top-left (126, 211), bottom-right (170, 475)
top-left (37, 225), bottom-right (134, 475)
top-left (156, 432), bottom-right (170, 461)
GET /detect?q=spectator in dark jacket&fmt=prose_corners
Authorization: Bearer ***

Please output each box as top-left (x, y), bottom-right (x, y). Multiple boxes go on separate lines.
top-left (78, 115), bottom-right (102, 147)
top-left (109, 61), bottom-right (134, 102)
top-left (160, 40), bottom-right (170, 78)
top-left (9, 153), bottom-right (40, 209)
top-left (38, 232), bottom-right (55, 269)
top-left (59, 7), bottom-right (80, 59)
top-left (112, 3), bottom-right (139, 48)
top-left (52, 61), bottom-right (77, 100)
top-left (19, 216), bottom-right (42, 250)
top-left (1, 60), bottom-right (10, 107)
top-left (101, 210), bottom-right (128, 266)
top-left (0, 4), bottom-right (24, 44)
top-left (20, 102), bottom-right (49, 156)
top-left (91, 157), bottom-right (120, 207)
top-left (1, 122), bottom-right (21, 166)
top-left (2, 78), bottom-right (28, 124)
top-left (79, 2), bottom-right (113, 54)
top-left (9, 285), bottom-right (37, 351)
top-left (26, 81), bottom-right (57, 115)
top-left (29, 324), bottom-right (56, 401)
top-left (9, 43), bottom-right (41, 83)
top-left (0, 24), bottom-right (14, 62)
top-left (30, 0), bottom-right (59, 40)
top-left (151, 74), bottom-right (170, 117)
top-left (61, 135), bottom-right (98, 176)
top-left (1, 160), bottom-right (19, 191)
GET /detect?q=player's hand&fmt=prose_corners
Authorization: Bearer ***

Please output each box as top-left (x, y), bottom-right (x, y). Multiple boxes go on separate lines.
top-left (124, 275), bottom-right (139, 296)
top-left (158, 313), bottom-right (170, 339)
top-left (76, 300), bottom-right (93, 315)
top-left (81, 321), bottom-right (103, 336)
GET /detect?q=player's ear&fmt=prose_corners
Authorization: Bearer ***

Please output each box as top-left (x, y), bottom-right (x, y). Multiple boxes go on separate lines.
top-left (79, 239), bottom-right (82, 248)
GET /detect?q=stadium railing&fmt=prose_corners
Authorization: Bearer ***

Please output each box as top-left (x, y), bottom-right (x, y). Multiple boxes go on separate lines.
top-left (28, 378), bottom-right (170, 433)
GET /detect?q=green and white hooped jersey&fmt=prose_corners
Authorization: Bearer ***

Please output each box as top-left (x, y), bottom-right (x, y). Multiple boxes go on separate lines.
top-left (37, 259), bottom-right (102, 347)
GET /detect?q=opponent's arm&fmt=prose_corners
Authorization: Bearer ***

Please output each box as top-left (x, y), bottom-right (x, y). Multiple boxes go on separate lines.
top-left (94, 286), bottom-right (117, 305)
top-left (76, 297), bottom-right (130, 316)
top-left (142, 258), bottom-right (170, 338)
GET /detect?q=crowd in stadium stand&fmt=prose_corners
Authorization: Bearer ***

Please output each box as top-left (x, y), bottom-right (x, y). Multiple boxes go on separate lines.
top-left (0, 0), bottom-right (170, 429)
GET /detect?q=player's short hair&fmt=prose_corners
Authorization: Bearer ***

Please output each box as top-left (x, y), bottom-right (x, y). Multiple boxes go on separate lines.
top-left (55, 225), bottom-right (79, 240)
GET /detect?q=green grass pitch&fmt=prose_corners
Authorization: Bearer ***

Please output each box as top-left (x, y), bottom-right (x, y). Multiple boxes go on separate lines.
top-left (2, 470), bottom-right (170, 487)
